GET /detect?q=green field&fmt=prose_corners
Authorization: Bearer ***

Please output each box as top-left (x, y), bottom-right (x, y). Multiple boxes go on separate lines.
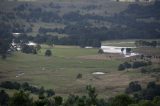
top-left (102, 39), bottom-right (160, 47)
top-left (1, 44), bottom-right (158, 98)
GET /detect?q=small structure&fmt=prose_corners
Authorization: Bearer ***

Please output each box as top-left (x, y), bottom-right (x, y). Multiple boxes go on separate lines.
top-left (27, 41), bottom-right (37, 46)
top-left (11, 41), bottom-right (37, 51)
top-left (101, 46), bottom-right (139, 58)
top-left (85, 46), bottom-right (93, 49)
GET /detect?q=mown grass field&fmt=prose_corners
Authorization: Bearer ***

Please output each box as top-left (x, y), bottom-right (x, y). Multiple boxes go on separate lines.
top-left (1, 43), bottom-right (158, 98)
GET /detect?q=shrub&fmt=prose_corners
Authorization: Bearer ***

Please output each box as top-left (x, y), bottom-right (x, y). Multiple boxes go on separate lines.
top-left (0, 90), bottom-right (9, 106)
top-left (125, 81), bottom-right (142, 94)
top-left (21, 44), bottom-right (37, 54)
top-left (98, 49), bottom-right (104, 54)
top-left (45, 49), bottom-right (52, 56)
top-left (109, 94), bottom-right (134, 106)
top-left (76, 73), bottom-right (82, 79)
top-left (46, 89), bottom-right (55, 97)
top-left (118, 64), bottom-right (125, 71)
top-left (124, 62), bottom-right (132, 69)
top-left (9, 91), bottom-right (33, 106)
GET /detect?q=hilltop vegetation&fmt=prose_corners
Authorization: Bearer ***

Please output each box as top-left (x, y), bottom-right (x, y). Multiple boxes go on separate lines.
top-left (0, 0), bottom-right (160, 47)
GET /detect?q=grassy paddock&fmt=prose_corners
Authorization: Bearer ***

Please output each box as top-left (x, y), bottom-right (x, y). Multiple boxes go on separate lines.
top-left (0, 44), bottom-right (157, 98)
top-left (102, 39), bottom-right (160, 47)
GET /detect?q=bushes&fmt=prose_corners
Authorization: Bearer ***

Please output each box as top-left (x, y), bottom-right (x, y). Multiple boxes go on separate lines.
top-left (45, 49), bottom-right (52, 56)
top-left (1, 83), bottom-right (160, 106)
top-left (126, 81), bottom-right (160, 101)
top-left (118, 62), bottom-right (132, 71)
top-left (0, 90), bottom-right (9, 106)
top-left (9, 91), bottom-right (33, 106)
top-left (21, 44), bottom-right (37, 54)
top-left (98, 49), bottom-right (104, 54)
top-left (76, 73), bottom-right (82, 79)
top-left (109, 94), bottom-right (134, 106)
top-left (125, 81), bottom-right (142, 94)
top-left (118, 64), bottom-right (126, 71)
top-left (0, 81), bottom-right (55, 97)
top-left (0, 81), bottom-right (21, 90)
top-left (132, 61), bottom-right (148, 69)
top-left (118, 61), bottom-right (152, 71)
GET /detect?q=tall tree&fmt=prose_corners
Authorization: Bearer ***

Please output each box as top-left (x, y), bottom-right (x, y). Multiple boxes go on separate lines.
top-left (0, 22), bottom-right (13, 59)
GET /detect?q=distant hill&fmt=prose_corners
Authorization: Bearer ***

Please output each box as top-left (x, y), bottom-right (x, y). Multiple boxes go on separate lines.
top-left (0, 0), bottom-right (159, 46)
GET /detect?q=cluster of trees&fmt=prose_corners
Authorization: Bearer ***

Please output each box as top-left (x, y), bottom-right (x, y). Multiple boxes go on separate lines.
top-left (0, 82), bottom-right (160, 106)
top-left (126, 81), bottom-right (160, 101)
top-left (118, 61), bottom-right (152, 71)
top-left (0, 85), bottom-right (108, 106)
top-left (0, 81), bottom-right (55, 97)
top-left (1, 1), bottom-right (160, 49)
top-left (39, 27), bottom-right (102, 47)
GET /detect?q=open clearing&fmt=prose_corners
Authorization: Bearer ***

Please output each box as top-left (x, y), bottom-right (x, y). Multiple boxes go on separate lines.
top-left (0, 42), bottom-right (159, 98)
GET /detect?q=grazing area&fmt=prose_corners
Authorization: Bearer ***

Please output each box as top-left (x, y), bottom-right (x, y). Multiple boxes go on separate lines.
top-left (1, 41), bottom-right (159, 98)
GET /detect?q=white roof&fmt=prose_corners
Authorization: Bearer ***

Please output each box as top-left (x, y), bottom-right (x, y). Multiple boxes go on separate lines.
top-left (27, 42), bottom-right (37, 46)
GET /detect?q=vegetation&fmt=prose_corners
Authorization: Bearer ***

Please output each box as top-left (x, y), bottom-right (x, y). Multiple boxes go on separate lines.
top-left (118, 61), bottom-right (152, 71)
top-left (0, 1), bottom-right (160, 47)
top-left (135, 40), bottom-right (160, 47)
top-left (0, 82), bottom-right (160, 106)
top-left (0, 0), bottom-right (160, 105)
top-left (45, 49), bottom-right (52, 56)
top-left (0, 22), bottom-right (13, 59)
top-left (0, 81), bottom-right (55, 96)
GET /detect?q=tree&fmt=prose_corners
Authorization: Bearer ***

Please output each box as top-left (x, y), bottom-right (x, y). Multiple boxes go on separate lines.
top-left (109, 94), bottom-right (134, 106)
top-left (86, 85), bottom-right (98, 105)
top-left (0, 90), bottom-right (9, 106)
top-left (118, 64), bottom-right (125, 71)
top-left (9, 91), bottom-right (33, 106)
top-left (125, 81), bottom-right (142, 94)
top-left (98, 49), bottom-right (104, 54)
top-left (45, 49), bottom-right (52, 56)
top-left (152, 96), bottom-right (160, 106)
top-left (54, 96), bottom-right (63, 106)
top-left (138, 100), bottom-right (154, 106)
top-left (76, 73), bottom-right (82, 79)
top-left (124, 62), bottom-right (132, 69)
top-left (46, 89), bottom-right (55, 97)
top-left (36, 44), bottom-right (41, 51)
top-left (121, 48), bottom-right (124, 54)
top-left (0, 22), bottom-right (13, 59)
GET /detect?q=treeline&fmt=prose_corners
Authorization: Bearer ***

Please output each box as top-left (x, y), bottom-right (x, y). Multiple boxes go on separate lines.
top-left (13, 33), bottom-right (101, 47)
top-left (118, 61), bottom-right (152, 71)
top-left (0, 82), bottom-right (160, 106)
top-left (0, 81), bottom-right (55, 97)
top-left (125, 81), bottom-right (160, 100)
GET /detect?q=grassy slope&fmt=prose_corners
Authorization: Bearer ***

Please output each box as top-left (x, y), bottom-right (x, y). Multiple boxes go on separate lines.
top-left (0, 44), bottom-right (157, 98)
